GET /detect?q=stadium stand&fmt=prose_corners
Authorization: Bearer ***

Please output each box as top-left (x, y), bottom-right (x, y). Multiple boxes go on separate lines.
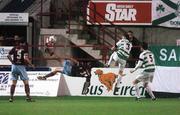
top-left (1, 0), bottom-right (35, 12)
top-left (0, 0), bottom-right (12, 11)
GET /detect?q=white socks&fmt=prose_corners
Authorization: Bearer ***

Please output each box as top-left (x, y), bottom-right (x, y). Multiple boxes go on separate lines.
top-left (134, 84), bottom-right (155, 99)
top-left (116, 75), bottom-right (122, 87)
top-left (107, 52), bottom-right (115, 66)
top-left (134, 84), bottom-right (140, 98)
top-left (145, 85), bottom-right (155, 99)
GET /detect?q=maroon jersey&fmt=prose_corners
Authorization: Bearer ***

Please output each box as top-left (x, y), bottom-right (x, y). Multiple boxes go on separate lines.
top-left (9, 46), bottom-right (28, 65)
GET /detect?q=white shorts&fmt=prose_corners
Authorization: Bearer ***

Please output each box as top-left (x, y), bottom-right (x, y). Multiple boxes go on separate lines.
top-left (136, 71), bottom-right (154, 83)
top-left (112, 52), bottom-right (126, 71)
top-left (11, 64), bottom-right (29, 81)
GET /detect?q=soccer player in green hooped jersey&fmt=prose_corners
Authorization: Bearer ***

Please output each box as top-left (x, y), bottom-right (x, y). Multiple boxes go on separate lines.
top-left (106, 34), bottom-right (132, 87)
top-left (130, 42), bottom-right (156, 101)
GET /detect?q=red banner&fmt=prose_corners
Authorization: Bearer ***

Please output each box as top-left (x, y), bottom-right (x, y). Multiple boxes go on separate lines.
top-left (87, 1), bottom-right (152, 25)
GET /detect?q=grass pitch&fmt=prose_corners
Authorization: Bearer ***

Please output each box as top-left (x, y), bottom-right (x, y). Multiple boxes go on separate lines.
top-left (0, 96), bottom-right (180, 115)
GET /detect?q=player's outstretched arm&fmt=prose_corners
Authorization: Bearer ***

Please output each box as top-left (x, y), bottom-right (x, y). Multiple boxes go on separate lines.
top-left (7, 54), bottom-right (14, 64)
top-left (130, 58), bottom-right (143, 73)
top-left (24, 54), bottom-right (35, 69)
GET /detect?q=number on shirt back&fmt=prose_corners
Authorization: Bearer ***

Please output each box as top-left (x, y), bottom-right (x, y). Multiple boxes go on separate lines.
top-left (17, 49), bottom-right (23, 59)
top-left (147, 54), bottom-right (154, 63)
top-left (126, 43), bottom-right (130, 51)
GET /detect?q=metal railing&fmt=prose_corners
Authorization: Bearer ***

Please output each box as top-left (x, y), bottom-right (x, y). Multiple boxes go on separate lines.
top-left (36, 0), bottom-right (140, 65)
top-left (64, 0), bottom-right (128, 63)
top-left (0, 0), bottom-right (12, 11)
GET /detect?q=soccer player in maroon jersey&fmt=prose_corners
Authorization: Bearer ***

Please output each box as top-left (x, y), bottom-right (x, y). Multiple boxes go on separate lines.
top-left (7, 40), bottom-right (35, 102)
top-left (44, 36), bottom-right (56, 56)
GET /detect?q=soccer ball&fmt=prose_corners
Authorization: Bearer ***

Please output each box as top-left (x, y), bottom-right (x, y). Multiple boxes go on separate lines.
top-left (45, 35), bottom-right (56, 56)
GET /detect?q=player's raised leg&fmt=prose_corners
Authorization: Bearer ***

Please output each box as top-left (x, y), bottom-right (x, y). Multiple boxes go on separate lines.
top-left (37, 68), bottom-right (62, 80)
top-left (115, 58), bottom-right (126, 87)
top-left (106, 52), bottom-right (116, 67)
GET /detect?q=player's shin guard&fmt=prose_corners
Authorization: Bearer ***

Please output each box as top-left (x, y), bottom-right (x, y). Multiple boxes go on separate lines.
top-left (10, 84), bottom-right (16, 99)
top-left (134, 84), bottom-right (140, 98)
top-left (25, 84), bottom-right (30, 98)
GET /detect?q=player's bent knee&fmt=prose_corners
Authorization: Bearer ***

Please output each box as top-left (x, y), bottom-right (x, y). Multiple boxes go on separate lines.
top-left (23, 80), bottom-right (29, 85)
top-left (133, 80), bottom-right (139, 85)
top-left (143, 83), bottom-right (148, 88)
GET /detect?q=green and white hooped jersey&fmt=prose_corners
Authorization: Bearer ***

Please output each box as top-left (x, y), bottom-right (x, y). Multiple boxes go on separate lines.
top-left (116, 38), bottom-right (132, 61)
top-left (139, 50), bottom-right (155, 72)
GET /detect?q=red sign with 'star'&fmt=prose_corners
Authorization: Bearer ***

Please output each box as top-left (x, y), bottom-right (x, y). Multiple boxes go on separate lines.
top-left (87, 1), bottom-right (152, 25)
